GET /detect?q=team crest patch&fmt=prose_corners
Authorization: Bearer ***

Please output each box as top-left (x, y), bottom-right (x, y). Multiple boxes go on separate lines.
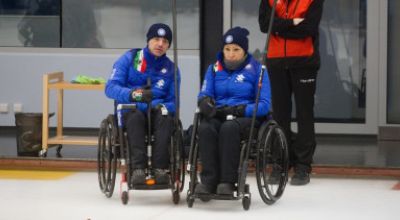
top-left (161, 68), bottom-right (167, 74)
top-left (156, 79), bottom-right (165, 89)
top-left (235, 74), bottom-right (245, 83)
top-left (245, 64), bottom-right (252, 70)
top-left (158, 28), bottom-right (166, 36)
top-left (225, 35), bottom-right (233, 44)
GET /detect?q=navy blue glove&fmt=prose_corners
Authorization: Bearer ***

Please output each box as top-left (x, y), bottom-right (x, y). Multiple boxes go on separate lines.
top-left (198, 96), bottom-right (216, 118)
top-left (216, 105), bottom-right (246, 119)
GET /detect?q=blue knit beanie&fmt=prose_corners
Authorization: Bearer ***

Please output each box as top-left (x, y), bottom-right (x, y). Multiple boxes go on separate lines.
top-left (222, 26), bottom-right (249, 53)
top-left (146, 23), bottom-right (172, 45)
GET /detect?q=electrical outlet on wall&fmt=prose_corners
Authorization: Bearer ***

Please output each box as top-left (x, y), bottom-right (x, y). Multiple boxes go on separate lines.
top-left (13, 103), bottom-right (23, 113)
top-left (0, 103), bottom-right (9, 113)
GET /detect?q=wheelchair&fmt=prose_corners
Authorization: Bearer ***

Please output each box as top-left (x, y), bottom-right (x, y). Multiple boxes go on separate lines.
top-left (97, 103), bottom-right (185, 205)
top-left (186, 109), bottom-right (289, 210)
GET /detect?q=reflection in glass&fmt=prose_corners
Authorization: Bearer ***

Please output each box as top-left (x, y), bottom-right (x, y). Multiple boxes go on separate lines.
top-left (62, 0), bottom-right (199, 49)
top-left (0, 0), bottom-right (60, 47)
top-left (0, 0), bottom-right (199, 49)
top-left (387, 0), bottom-right (400, 124)
top-left (62, 1), bottom-right (102, 48)
top-left (232, 0), bottom-right (366, 123)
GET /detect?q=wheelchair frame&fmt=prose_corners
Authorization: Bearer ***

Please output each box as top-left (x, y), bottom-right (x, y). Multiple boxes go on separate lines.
top-left (97, 104), bottom-right (185, 205)
top-left (186, 0), bottom-right (283, 211)
top-left (185, 110), bottom-right (289, 210)
top-left (98, 0), bottom-right (185, 205)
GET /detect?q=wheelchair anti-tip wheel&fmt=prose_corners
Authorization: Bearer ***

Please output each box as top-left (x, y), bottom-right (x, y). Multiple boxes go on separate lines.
top-left (97, 115), bottom-right (118, 198)
top-left (256, 120), bottom-right (289, 205)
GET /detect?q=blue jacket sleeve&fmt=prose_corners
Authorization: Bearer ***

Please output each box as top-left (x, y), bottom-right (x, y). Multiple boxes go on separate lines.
top-left (198, 65), bottom-right (215, 100)
top-left (105, 52), bottom-right (133, 103)
top-left (244, 66), bottom-right (271, 117)
top-left (160, 68), bottom-right (181, 114)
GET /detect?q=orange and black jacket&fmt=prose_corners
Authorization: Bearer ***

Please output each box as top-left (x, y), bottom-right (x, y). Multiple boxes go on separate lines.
top-left (259, 0), bottom-right (324, 71)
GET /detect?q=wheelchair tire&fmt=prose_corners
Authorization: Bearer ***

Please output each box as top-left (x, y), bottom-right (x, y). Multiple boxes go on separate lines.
top-left (121, 191), bottom-right (129, 205)
top-left (170, 122), bottom-right (185, 192)
top-left (97, 115), bottom-right (118, 198)
top-left (187, 196), bottom-right (194, 208)
top-left (172, 190), bottom-right (180, 204)
top-left (255, 120), bottom-right (289, 205)
top-left (242, 196), bottom-right (251, 211)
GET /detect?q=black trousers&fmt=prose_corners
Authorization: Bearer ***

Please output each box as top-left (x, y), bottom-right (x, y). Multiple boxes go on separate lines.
top-left (198, 117), bottom-right (253, 188)
top-left (125, 110), bottom-right (173, 169)
top-left (268, 67), bottom-right (317, 172)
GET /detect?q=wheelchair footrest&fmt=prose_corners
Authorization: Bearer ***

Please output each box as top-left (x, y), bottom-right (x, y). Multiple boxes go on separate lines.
top-left (195, 193), bottom-right (239, 201)
top-left (130, 183), bottom-right (171, 190)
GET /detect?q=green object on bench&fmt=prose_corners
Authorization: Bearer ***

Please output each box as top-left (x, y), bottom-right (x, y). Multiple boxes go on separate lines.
top-left (71, 75), bottom-right (106, 84)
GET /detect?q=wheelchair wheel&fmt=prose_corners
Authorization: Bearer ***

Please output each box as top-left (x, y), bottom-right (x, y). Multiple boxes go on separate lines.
top-left (187, 195), bottom-right (195, 208)
top-left (170, 122), bottom-right (185, 204)
top-left (121, 191), bottom-right (129, 205)
top-left (242, 196), bottom-right (251, 211)
top-left (255, 120), bottom-right (289, 205)
top-left (97, 115), bottom-right (118, 198)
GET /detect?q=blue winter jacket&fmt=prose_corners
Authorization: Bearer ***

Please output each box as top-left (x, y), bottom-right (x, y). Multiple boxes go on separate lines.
top-left (198, 52), bottom-right (271, 117)
top-left (105, 47), bottom-right (180, 114)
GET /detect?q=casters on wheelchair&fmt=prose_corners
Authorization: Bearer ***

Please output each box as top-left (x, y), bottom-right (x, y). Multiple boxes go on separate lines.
top-left (242, 196), bottom-right (251, 210)
top-left (121, 191), bottom-right (129, 205)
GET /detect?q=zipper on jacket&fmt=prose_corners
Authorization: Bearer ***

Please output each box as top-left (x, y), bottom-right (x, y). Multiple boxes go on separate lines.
top-left (284, 0), bottom-right (289, 66)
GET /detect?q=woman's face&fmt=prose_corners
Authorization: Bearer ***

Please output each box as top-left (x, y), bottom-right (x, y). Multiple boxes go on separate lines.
top-left (223, 44), bottom-right (245, 62)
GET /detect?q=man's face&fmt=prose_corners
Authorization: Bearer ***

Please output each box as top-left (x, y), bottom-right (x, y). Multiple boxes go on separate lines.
top-left (148, 37), bottom-right (170, 57)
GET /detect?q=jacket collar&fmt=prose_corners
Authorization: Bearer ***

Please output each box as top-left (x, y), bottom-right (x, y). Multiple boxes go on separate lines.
top-left (217, 51), bottom-right (252, 72)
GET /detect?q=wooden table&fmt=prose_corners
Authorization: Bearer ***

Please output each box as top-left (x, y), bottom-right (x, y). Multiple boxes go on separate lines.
top-left (41, 72), bottom-right (105, 156)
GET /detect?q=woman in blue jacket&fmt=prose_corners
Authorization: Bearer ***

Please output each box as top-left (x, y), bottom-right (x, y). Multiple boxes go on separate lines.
top-left (196, 27), bottom-right (271, 195)
top-left (105, 23), bottom-right (180, 185)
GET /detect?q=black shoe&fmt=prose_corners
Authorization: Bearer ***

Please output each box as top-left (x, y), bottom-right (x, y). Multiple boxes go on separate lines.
top-left (154, 169), bottom-right (170, 184)
top-left (216, 183), bottom-right (235, 195)
top-left (131, 169), bottom-right (146, 185)
top-left (194, 183), bottom-right (214, 195)
top-left (290, 169), bottom-right (310, 186)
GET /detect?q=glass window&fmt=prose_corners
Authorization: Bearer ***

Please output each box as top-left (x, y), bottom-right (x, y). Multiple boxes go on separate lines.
top-left (232, 0), bottom-right (367, 123)
top-left (387, 0), bottom-right (400, 124)
top-left (0, 0), bottom-right (199, 49)
top-left (0, 0), bottom-right (60, 47)
top-left (62, 0), bottom-right (199, 49)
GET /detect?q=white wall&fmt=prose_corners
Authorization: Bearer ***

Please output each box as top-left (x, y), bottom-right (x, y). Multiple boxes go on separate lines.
top-left (0, 48), bottom-right (199, 129)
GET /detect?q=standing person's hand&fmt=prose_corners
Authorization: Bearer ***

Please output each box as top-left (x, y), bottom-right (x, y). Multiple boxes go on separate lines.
top-left (293, 18), bottom-right (304, 26)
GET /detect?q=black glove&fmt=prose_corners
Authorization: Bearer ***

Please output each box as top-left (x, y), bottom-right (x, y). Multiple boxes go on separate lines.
top-left (131, 86), bottom-right (152, 103)
top-left (233, 105), bottom-right (246, 117)
top-left (198, 96), bottom-right (216, 118)
top-left (216, 105), bottom-right (246, 119)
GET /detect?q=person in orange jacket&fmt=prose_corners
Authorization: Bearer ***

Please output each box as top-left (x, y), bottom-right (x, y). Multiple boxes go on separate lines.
top-left (259, 0), bottom-right (324, 185)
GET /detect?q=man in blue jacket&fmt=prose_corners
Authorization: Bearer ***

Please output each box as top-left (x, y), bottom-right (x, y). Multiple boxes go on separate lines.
top-left (195, 27), bottom-right (271, 195)
top-left (105, 23), bottom-right (180, 185)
